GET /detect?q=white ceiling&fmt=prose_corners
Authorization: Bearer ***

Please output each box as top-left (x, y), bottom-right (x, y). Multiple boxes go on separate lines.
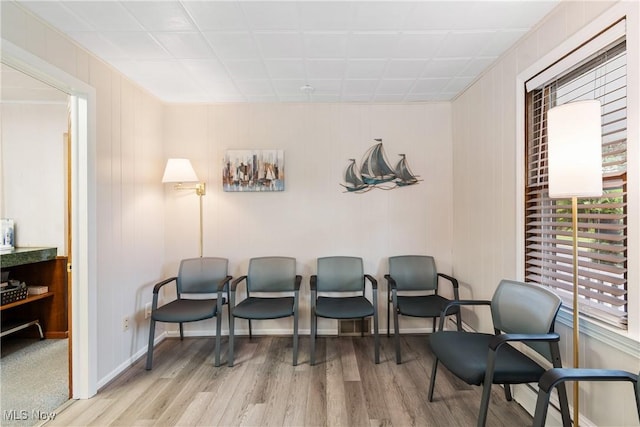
top-left (16, 1), bottom-right (559, 103)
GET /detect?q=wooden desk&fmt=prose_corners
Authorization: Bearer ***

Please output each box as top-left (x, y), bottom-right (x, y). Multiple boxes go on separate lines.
top-left (1, 248), bottom-right (68, 339)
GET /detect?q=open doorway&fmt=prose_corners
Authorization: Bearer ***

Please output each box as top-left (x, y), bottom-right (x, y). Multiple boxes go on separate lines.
top-left (0, 63), bottom-right (71, 424)
top-left (2, 39), bottom-right (98, 405)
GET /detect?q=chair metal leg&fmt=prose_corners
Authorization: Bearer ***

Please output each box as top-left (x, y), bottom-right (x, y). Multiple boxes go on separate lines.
top-left (428, 358), bottom-right (439, 401)
top-left (432, 317), bottom-right (437, 333)
top-left (386, 290), bottom-right (390, 337)
top-left (145, 319), bottom-right (156, 370)
top-left (456, 310), bottom-right (463, 331)
top-left (310, 311), bottom-right (316, 366)
top-left (248, 319), bottom-right (253, 340)
top-left (503, 384), bottom-right (513, 401)
top-left (531, 388), bottom-right (553, 427)
top-left (292, 309), bottom-right (299, 366)
top-left (179, 322), bottom-right (184, 340)
top-left (478, 350), bottom-right (497, 427)
top-left (214, 310), bottom-right (222, 367)
top-left (394, 305), bottom-right (401, 364)
top-left (228, 315), bottom-right (235, 367)
top-left (373, 313), bottom-right (380, 364)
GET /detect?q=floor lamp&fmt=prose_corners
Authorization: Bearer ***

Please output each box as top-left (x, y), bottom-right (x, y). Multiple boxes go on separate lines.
top-left (547, 100), bottom-right (603, 426)
top-left (162, 158), bottom-right (207, 257)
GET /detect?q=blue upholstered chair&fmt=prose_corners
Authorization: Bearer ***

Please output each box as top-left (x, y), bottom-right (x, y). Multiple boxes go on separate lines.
top-left (228, 256), bottom-right (301, 366)
top-left (310, 256), bottom-right (379, 365)
top-left (385, 255), bottom-right (462, 364)
top-left (146, 257), bottom-right (231, 370)
top-left (428, 279), bottom-right (571, 427)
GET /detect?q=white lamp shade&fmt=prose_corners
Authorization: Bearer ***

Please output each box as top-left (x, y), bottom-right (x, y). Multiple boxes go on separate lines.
top-left (547, 100), bottom-right (603, 198)
top-left (162, 158), bottom-right (199, 183)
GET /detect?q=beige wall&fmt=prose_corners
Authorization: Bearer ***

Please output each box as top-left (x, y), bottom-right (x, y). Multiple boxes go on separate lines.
top-left (161, 102), bottom-right (454, 335)
top-left (452, 1), bottom-right (639, 425)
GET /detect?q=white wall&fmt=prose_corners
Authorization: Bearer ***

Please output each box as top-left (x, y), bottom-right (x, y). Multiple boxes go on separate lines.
top-left (452, 1), bottom-right (639, 425)
top-left (1, 2), bottom-right (166, 387)
top-left (162, 102), bottom-right (455, 336)
top-left (1, 102), bottom-right (67, 252)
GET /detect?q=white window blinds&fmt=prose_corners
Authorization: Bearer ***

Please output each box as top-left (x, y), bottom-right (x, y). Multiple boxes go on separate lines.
top-left (524, 21), bottom-right (627, 328)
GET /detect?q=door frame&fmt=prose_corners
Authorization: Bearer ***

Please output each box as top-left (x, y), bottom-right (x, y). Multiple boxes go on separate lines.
top-left (2, 40), bottom-right (98, 399)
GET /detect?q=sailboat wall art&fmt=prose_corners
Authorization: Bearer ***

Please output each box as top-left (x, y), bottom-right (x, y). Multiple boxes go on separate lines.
top-left (223, 150), bottom-right (284, 192)
top-left (341, 139), bottom-right (421, 193)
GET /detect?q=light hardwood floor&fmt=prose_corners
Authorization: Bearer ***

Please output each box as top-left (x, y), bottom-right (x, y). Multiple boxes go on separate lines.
top-left (48, 335), bottom-right (534, 426)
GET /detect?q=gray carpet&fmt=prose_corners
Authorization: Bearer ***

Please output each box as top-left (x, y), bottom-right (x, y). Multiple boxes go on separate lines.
top-left (1, 338), bottom-right (69, 426)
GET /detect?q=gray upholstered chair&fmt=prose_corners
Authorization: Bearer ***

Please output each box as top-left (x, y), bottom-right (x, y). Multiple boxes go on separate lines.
top-left (310, 256), bottom-right (379, 365)
top-left (385, 255), bottom-right (462, 364)
top-left (428, 279), bottom-right (571, 427)
top-left (146, 257), bottom-right (231, 370)
top-left (532, 368), bottom-right (639, 427)
top-left (228, 256), bottom-right (301, 367)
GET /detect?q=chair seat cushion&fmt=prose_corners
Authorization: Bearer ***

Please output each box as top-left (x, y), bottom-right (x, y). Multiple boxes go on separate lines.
top-left (429, 331), bottom-right (545, 385)
top-left (152, 298), bottom-right (218, 323)
top-left (316, 296), bottom-right (374, 319)
top-left (233, 297), bottom-right (294, 320)
top-left (397, 294), bottom-right (459, 318)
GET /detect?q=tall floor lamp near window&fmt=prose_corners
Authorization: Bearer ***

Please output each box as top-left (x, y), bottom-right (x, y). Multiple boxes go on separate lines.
top-left (547, 100), bottom-right (603, 426)
top-left (162, 158), bottom-right (206, 257)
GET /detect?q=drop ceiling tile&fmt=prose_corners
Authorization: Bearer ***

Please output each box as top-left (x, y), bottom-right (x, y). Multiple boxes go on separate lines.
top-left (303, 33), bottom-right (349, 58)
top-left (373, 94), bottom-right (407, 102)
top-left (462, 57), bottom-right (498, 77)
top-left (272, 79), bottom-right (308, 96)
top-left (443, 76), bottom-right (476, 93)
top-left (347, 33), bottom-right (400, 58)
top-left (264, 60), bottom-right (306, 79)
top-left (385, 60), bottom-right (426, 79)
top-left (403, 2), bottom-right (476, 30)
top-left (153, 32), bottom-right (212, 59)
top-left (68, 31), bottom-right (128, 60)
top-left (241, 2), bottom-right (299, 31)
top-left (411, 78), bottom-right (450, 93)
top-left (306, 60), bottom-right (347, 79)
top-left (346, 60), bottom-right (387, 79)
top-left (342, 93), bottom-right (373, 102)
top-left (344, 79), bottom-right (379, 95)
top-left (479, 30), bottom-right (528, 56)
top-left (122, 1), bottom-right (195, 31)
top-left (60, 1), bottom-right (143, 31)
top-left (422, 58), bottom-right (470, 78)
top-left (376, 79), bottom-right (413, 94)
top-left (436, 32), bottom-right (494, 58)
top-left (298, 3), bottom-right (357, 31)
top-left (224, 60), bottom-right (269, 80)
top-left (306, 80), bottom-right (342, 93)
top-left (255, 32), bottom-right (305, 58)
top-left (20, 2), bottom-right (92, 32)
top-left (106, 32), bottom-right (171, 60)
top-left (394, 32), bottom-right (448, 58)
top-left (246, 95), bottom-right (281, 103)
top-left (312, 94), bottom-right (342, 102)
top-left (182, 1), bottom-right (247, 31)
top-left (353, 2), bottom-right (412, 31)
top-left (204, 32), bottom-right (260, 60)
top-left (235, 80), bottom-right (275, 97)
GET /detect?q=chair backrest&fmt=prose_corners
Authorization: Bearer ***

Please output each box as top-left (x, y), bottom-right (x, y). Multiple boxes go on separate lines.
top-left (491, 279), bottom-right (562, 360)
top-left (178, 257), bottom-right (229, 294)
top-left (316, 256), bottom-right (364, 292)
top-left (388, 255), bottom-right (438, 291)
top-left (246, 256), bottom-right (297, 292)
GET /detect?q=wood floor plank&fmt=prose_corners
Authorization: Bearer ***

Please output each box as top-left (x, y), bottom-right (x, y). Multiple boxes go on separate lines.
top-left (50, 334), bottom-right (536, 427)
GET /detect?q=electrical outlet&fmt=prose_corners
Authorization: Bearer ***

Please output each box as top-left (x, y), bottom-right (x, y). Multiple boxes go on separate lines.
top-left (144, 303), bottom-right (152, 319)
top-left (122, 316), bottom-right (129, 331)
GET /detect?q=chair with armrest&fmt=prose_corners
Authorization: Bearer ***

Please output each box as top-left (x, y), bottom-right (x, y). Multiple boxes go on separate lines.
top-left (146, 257), bottom-right (231, 370)
top-left (428, 279), bottom-right (571, 427)
top-left (228, 256), bottom-right (301, 367)
top-left (385, 255), bottom-right (462, 364)
top-left (532, 368), bottom-right (639, 427)
top-left (310, 256), bottom-right (379, 365)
